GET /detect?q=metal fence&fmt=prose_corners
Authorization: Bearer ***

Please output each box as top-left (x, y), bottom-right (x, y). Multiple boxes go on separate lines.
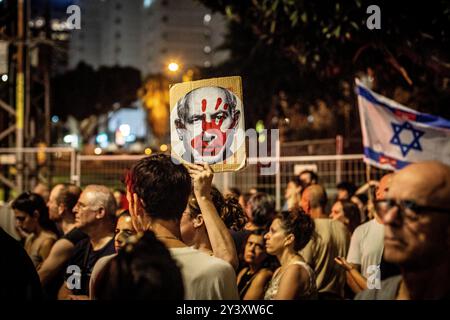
top-left (0, 148), bottom-right (388, 208)
top-left (0, 147), bottom-right (76, 199)
top-left (76, 154), bottom-right (146, 189)
top-left (75, 153), bottom-right (388, 210)
top-left (214, 155), bottom-right (388, 210)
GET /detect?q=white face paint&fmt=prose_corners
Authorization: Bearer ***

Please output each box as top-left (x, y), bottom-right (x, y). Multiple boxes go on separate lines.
top-left (175, 87), bottom-right (241, 164)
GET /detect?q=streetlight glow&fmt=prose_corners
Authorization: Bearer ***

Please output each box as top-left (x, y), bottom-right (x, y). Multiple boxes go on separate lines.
top-left (168, 62), bottom-right (179, 72)
top-left (160, 144), bottom-right (168, 152)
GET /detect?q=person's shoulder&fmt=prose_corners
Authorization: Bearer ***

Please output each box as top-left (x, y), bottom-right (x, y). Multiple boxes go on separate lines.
top-left (92, 254), bottom-right (116, 276)
top-left (187, 248), bottom-right (235, 272)
top-left (96, 253), bottom-right (116, 266)
top-left (72, 237), bottom-right (90, 254)
top-left (315, 218), bottom-right (348, 237)
top-left (254, 268), bottom-right (273, 282)
top-left (40, 235), bottom-right (57, 248)
top-left (353, 219), bottom-right (373, 236)
top-left (327, 218), bottom-right (348, 230)
top-left (202, 252), bottom-right (235, 271)
top-left (315, 218), bottom-right (345, 230)
top-left (63, 228), bottom-right (88, 245)
top-left (355, 275), bottom-right (402, 300)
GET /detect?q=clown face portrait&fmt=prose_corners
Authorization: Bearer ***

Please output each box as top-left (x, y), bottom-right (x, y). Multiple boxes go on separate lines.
top-left (171, 86), bottom-right (244, 164)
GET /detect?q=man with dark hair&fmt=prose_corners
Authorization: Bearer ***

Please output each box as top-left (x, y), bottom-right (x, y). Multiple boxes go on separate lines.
top-left (174, 86), bottom-right (241, 164)
top-left (39, 184), bottom-right (86, 299)
top-left (58, 185), bottom-right (116, 299)
top-left (336, 181), bottom-right (357, 201)
top-left (299, 170), bottom-right (318, 190)
top-left (246, 192), bottom-right (276, 230)
top-left (94, 231), bottom-right (185, 300)
top-left (301, 184), bottom-right (350, 299)
top-left (357, 161), bottom-right (450, 300)
top-left (126, 154), bottom-right (239, 299)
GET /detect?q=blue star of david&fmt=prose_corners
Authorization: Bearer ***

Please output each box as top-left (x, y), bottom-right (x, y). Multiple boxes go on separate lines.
top-left (390, 121), bottom-right (425, 157)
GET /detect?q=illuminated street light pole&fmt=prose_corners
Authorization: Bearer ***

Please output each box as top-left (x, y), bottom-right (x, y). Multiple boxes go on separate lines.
top-left (16, 0), bottom-right (25, 193)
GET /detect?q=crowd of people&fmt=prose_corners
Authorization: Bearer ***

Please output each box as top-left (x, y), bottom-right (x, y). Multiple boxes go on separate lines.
top-left (0, 154), bottom-right (449, 300)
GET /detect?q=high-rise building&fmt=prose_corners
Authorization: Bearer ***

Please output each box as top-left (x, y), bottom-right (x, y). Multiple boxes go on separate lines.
top-left (68, 0), bottom-right (105, 69)
top-left (68, 0), bottom-right (229, 75)
top-left (141, 0), bottom-right (228, 74)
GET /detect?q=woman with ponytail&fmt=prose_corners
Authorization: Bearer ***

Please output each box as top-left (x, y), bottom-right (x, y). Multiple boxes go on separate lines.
top-left (12, 192), bottom-right (58, 270)
top-left (264, 209), bottom-right (317, 300)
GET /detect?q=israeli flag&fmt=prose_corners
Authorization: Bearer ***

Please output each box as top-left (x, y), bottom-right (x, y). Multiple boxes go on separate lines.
top-left (356, 79), bottom-right (450, 171)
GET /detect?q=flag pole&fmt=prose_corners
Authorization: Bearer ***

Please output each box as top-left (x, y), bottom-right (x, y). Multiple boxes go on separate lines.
top-left (365, 162), bottom-right (376, 218)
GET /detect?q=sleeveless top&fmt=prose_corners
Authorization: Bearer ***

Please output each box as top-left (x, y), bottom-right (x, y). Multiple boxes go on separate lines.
top-left (237, 268), bottom-right (259, 299)
top-left (264, 260), bottom-right (317, 300)
top-left (25, 232), bottom-right (57, 269)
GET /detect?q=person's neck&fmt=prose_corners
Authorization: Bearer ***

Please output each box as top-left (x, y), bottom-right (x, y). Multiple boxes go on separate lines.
top-left (33, 224), bottom-right (42, 237)
top-left (373, 212), bottom-right (383, 224)
top-left (277, 248), bottom-right (299, 267)
top-left (59, 212), bottom-right (77, 235)
top-left (86, 224), bottom-right (114, 251)
top-left (148, 219), bottom-right (186, 248)
top-left (248, 263), bottom-right (261, 273)
top-left (192, 228), bottom-right (213, 253)
top-left (310, 207), bottom-right (327, 219)
top-left (399, 258), bottom-right (450, 300)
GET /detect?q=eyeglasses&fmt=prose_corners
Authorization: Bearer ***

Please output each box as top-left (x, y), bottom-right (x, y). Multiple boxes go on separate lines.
top-left (375, 199), bottom-right (449, 221)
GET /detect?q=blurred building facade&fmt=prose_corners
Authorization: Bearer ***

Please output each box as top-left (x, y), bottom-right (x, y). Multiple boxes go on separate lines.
top-left (68, 0), bottom-right (229, 75)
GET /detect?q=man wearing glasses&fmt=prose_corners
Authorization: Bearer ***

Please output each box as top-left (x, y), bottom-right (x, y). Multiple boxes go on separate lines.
top-left (357, 161), bottom-right (450, 300)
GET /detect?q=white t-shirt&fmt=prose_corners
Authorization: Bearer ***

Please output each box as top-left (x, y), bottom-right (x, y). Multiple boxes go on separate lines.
top-left (169, 247), bottom-right (239, 300)
top-left (89, 253), bottom-right (116, 299)
top-left (346, 219), bottom-right (384, 278)
top-left (300, 219), bottom-right (350, 297)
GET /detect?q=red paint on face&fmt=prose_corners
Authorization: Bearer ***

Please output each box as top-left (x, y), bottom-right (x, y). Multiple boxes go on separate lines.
top-left (201, 99), bottom-right (207, 112)
top-left (190, 97), bottom-right (231, 157)
top-left (215, 98), bottom-right (222, 110)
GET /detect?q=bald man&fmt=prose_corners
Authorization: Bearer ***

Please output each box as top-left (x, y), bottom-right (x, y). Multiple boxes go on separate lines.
top-left (300, 184), bottom-right (350, 299)
top-left (357, 161), bottom-right (450, 300)
top-left (58, 185), bottom-right (116, 300)
top-left (39, 184), bottom-right (86, 299)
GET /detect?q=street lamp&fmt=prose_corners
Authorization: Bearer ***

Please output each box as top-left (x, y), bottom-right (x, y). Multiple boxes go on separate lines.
top-left (167, 62), bottom-right (179, 72)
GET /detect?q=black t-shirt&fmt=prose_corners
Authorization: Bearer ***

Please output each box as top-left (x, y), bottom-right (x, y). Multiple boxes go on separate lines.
top-left (64, 237), bottom-right (115, 296)
top-left (62, 227), bottom-right (88, 246)
top-left (0, 228), bottom-right (43, 300)
top-left (43, 228), bottom-right (88, 300)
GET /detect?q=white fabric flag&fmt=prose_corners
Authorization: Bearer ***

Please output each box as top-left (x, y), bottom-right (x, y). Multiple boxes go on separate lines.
top-left (356, 79), bottom-right (450, 171)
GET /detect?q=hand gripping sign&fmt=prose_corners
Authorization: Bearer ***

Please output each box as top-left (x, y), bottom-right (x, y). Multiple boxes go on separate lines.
top-left (170, 76), bottom-right (246, 172)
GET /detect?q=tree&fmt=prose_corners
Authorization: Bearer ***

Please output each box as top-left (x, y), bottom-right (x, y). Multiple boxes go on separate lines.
top-left (138, 74), bottom-right (170, 142)
top-left (199, 0), bottom-right (450, 143)
top-left (52, 62), bottom-right (141, 120)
